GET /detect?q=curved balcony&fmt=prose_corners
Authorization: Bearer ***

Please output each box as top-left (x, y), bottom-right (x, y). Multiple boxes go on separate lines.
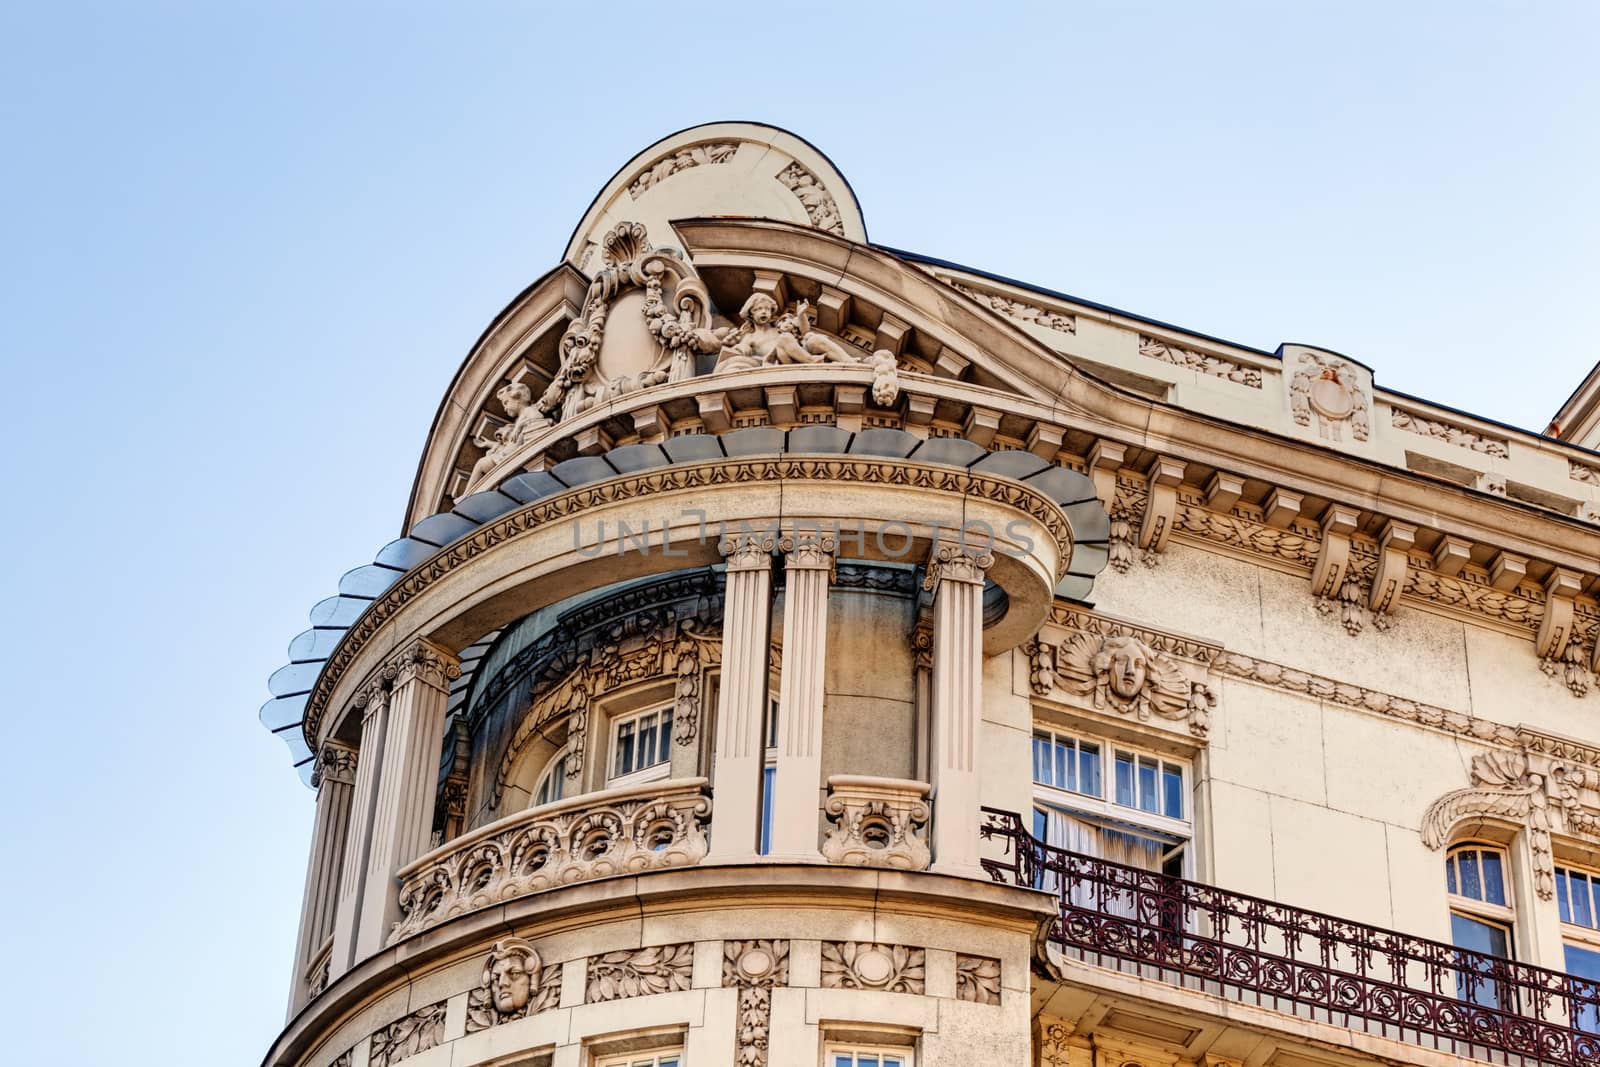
top-left (981, 809), bottom-right (1600, 1067)
top-left (389, 778), bottom-right (710, 944)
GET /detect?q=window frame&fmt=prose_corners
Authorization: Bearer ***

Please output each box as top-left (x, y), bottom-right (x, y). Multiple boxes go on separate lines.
top-left (593, 1051), bottom-right (683, 1067)
top-left (1445, 843), bottom-right (1516, 927)
top-left (1031, 723), bottom-right (1192, 845)
top-left (825, 1045), bottom-right (913, 1067)
top-left (607, 702), bottom-right (676, 787)
top-left (530, 745), bottom-right (569, 809)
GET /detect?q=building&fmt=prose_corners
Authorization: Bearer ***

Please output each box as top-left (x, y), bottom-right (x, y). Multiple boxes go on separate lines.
top-left (258, 122), bottom-right (1600, 1067)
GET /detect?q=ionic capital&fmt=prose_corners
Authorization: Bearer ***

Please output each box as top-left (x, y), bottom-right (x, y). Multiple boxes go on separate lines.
top-left (719, 530), bottom-right (777, 572)
top-left (390, 638), bottom-right (462, 694)
top-left (311, 740), bottom-right (358, 788)
top-left (780, 528), bottom-right (837, 574)
top-left (922, 540), bottom-right (993, 593)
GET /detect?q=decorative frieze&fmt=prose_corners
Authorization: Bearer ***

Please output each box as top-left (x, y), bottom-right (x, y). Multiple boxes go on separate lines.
top-left (1137, 335), bottom-right (1261, 387)
top-left (952, 280), bottom-right (1077, 334)
top-left (628, 142), bottom-right (737, 198)
top-left (820, 941), bottom-right (925, 994)
top-left (778, 161), bottom-right (845, 235)
top-left (1391, 407), bottom-right (1510, 458)
top-left (466, 938), bottom-right (562, 1033)
top-left (369, 1000), bottom-right (447, 1067)
top-left (587, 942), bottom-right (694, 1002)
top-left (955, 954), bottom-right (1001, 1005)
top-left (390, 781), bottom-right (711, 943)
top-left (821, 776), bottom-right (931, 869)
top-left (1423, 749), bottom-right (1600, 899)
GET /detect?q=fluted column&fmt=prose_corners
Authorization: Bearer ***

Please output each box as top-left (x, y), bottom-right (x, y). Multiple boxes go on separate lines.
top-left (925, 541), bottom-right (992, 875)
top-left (329, 671), bottom-right (391, 977)
top-left (707, 532), bottom-right (776, 859)
top-left (768, 530), bottom-right (837, 859)
top-left (355, 638), bottom-right (461, 956)
top-left (288, 740), bottom-right (357, 1014)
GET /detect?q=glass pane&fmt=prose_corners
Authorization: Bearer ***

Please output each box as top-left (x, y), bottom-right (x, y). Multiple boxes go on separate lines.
top-left (834, 1057), bottom-right (854, 1067)
top-left (1481, 850), bottom-right (1506, 906)
top-left (859, 1057), bottom-right (879, 1067)
top-left (1057, 739), bottom-right (1073, 792)
top-left (761, 766), bottom-right (776, 855)
top-left (1576, 871), bottom-right (1595, 929)
top-left (768, 698), bottom-right (780, 749)
top-left (1459, 851), bottom-right (1483, 901)
top-left (1115, 752), bottom-right (1134, 807)
top-left (1450, 912), bottom-right (1511, 1010)
top-left (884, 1058), bottom-right (903, 1067)
top-left (1080, 743), bottom-right (1101, 797)
top-left (1566, 942), bottom-right (1600, 1034)
top-left (1558, 869), bottom-right (1572, 923)
top-left (642, 713), bottom-right (661, 767)
top-left (658, 1059), bottom-right (680, 1067)
top-left (1162, 764), bottom-right (1183, 819)
top-left (661, 710), bottom-right (673, 754)
top-left (616, 721), bottom-right (636, 777)
top-left (1032, 732), bottom-right (1050, 785)
top-left (1447, 856), bottom-right (1458, 896)
top-left (1138, 756), bottom-right (1159, 813)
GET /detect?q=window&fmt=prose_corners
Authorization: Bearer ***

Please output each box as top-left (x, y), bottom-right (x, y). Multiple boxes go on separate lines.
top-left (1556, 862), bottom-right (1600, 1034)
top-left (609, 704), bottom-right (674, 784)
top-left (828, 1048), bottom-right (910, 1067)
top-left (1445, 844), bottom-right (1515, 1010)
top-left (760, 695), bottom-right (780, 855)
top-left (596, 1053), bottom-right (681, 1067)
top-left (1031, 725), bottom-right (1189, 878)
top-left (531, 748), bottom-right (568, 808)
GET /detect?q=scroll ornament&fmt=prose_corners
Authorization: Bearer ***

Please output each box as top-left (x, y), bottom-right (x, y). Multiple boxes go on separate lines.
top-left (1422, 750), bottom-right (1600, 899)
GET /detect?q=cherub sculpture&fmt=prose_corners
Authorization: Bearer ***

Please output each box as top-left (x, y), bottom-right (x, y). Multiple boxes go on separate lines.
top-left (713, 293), bottom-right (859, 371)
top-left (469, 382), bottom-right (547, 484)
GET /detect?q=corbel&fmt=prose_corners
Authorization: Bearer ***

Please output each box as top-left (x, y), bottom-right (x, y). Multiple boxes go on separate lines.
top-left (814, 286), bottom-right (851, 334)
top-left (874, 312), bottom-right (910, 356)
top-left (964, 406), bottom-right (1001, 448)
top-left (1368, 520), bottom-right (1417, 616)
top-left (764, 385), bottom-right (797, 427)
top-left (574, 424), bottom-right (613, 456)
top-left (1489, 551), bottom-right (1527, 592)
top-left (1261, 487), bottom-right (1303, 528)
top-left (1537, 568), bottom-right (1583, 659)
top-left (1308, 504), bottom-right (1360, 600)
top-left (902, 393), bottom-right (937, 437)
top-left (630, 405), bottom-right (670, 443)
top-left (1087, 440), bottom-right (1127, 511)
top-left (833, 385), bottom-right (866, 432)
top-left (1432, 535), bottom-right (1471, 576)
top-left (696, 392), bottom-right (732, 434)
top-left (1137, 455), bottom-right (1187, 553)
top-left (749, 269), bottom-right (788, 310)
top-left (1204, 471), bottom-right (1244, 513)
top-left (1026, 422), bottom-right (1065, 461)
top-left (931, 347), bottom-right (969, 380)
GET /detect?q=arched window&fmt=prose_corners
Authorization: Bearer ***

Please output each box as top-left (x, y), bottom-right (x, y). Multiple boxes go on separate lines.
top-left (531, 748), bottom-right (569, 808)
top-left (1446, 843), bottom-right (1514, 1008)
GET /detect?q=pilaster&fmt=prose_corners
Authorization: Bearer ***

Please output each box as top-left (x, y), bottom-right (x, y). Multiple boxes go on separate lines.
top-left (925, 539), bottom-right (992, 876)
top-left (330, 671), bottom-right (392, 976)
top-left (708, 531), bottom-right (776, 859)
top-left (288, 739), bottom-right (358, 1014)
top-left (768, 529), bottom-right (837, 859)
top-left (354, 638), bottom-right (461, 957)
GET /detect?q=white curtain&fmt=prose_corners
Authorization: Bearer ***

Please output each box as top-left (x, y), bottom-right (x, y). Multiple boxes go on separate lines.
top-left (1041, 808), bottom-right (1168, 919)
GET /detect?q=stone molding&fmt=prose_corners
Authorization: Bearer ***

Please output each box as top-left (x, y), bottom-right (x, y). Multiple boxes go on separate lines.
top-left (1392, 405), bottom-right (1510, 458)
top-left (1137, 334), bottom-right (1262, 387)
top-left (1422, 747), bottom-right (1600, 899)
top-left (954, 953), bottom-right (1001, 1005)
top-left (586, 942), bottom-right (694, 1002)
top-left (368, 999), bottom-right (446, 1067)
top-left (821, 775), bottom-right (931, 870)
top-left (819, 941), bottom-right (926, 994)
top-left (305, 456), bottom-right (1077, 747)
top-left (389, 779), bottom-right (710, 944)
top-left (949, 279), bottom-right (1077, 335)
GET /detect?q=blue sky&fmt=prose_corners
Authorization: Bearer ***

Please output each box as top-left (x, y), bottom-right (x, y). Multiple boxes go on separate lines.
top-left (1, 3), bottom-right (1595, 1064)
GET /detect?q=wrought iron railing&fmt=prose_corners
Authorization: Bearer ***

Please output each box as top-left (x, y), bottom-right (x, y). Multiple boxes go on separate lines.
top-left (980, 807), bottom-right (1600, 1067)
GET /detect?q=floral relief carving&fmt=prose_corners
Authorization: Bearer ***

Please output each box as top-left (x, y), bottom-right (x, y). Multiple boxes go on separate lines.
top-left (1109, 477), bottom-right (1157, 573)
top-left (723, 941), bottom-right (788, 1067)
top-left (390, 781), bottom-right (710, 943)
top-left (1390, 407), bottom-right (1510, 458)
top-left (955, 954), bottom-right (1001, 1005)
top-left (777, 160), bottom-right (845, 235)
top-left (1541, 636), bottom-right (1591, 698)
top-left (822, 778), bottom-right (931, 870)
top-left (465, 937), bottom-right (562, 1033)
top-left (1423, 749), bottom-right (1600, 899)
top-left (393, 639), bottom-right (462, 693)
top-left (1138, 335), bottom-right (1261, 387)
top-left (586, 942), bottom-right (694, 1002)
top-left (311, 741), bottom-right (357, 788)
top-left (1289, 350), bottom-right (1370, 442)
top-left (1025, 640), bottom-right (1058, 695)
top-left (1056, 632), bottom-right (1210, 737)
top-left (368, 1000), bottom-right (447, 1067)
top-left (627, 142), bottom-right (737, 197)
top-left (736, 987), bottom-right (773, 1067)
top-left (1174, 502), bottom-right (1320, 568)
top-left (952, 280), bottom-right (1076, 334)
top-left (820, 941), bottom-right (925, 994)
top-left (1036, 1017), bottom-right (1076, 1067)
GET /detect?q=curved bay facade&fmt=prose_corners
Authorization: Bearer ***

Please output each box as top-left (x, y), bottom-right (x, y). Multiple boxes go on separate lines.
top-left (261, 123), bottom-right (1600, 1067)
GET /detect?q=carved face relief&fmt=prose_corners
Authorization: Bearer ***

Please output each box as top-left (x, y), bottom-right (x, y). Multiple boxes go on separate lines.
top-left (1104, 637), bottom-right (1150, 701)
top-left (490, 956), bottom-right (532, 1014)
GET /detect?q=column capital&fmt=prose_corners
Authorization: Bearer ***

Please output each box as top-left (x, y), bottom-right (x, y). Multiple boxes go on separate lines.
top-left (311, 740), bottom-right (358, 788)
top-left (351, 665), bottom-right (395, 720)
top-left (719, 531), bottom-right (777, 571)
top-left (780, 528), bottom-right (837, 573)
top-left (922, 540), bottom-right (993, 592)
top-left (390, 638), bottom-right (461, 693)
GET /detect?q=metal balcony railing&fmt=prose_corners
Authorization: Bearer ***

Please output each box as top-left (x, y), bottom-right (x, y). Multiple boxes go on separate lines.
top-left (979, 808), bottom-right (1600, 1067)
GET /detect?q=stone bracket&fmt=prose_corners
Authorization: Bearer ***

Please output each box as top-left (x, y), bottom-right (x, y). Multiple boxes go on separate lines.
top-left (1309, 504), bottom-right (1360, 600)
top-left (1137, 456), bottom-right (1186, 553)
top-left (1537, 568), bottom-right (1583, 659)
top-left (1368, 520), bottom-right (1417, 615)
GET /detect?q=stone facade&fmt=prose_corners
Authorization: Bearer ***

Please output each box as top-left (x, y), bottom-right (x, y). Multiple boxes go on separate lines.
top-left (260, 123), bottom-right (1600, 1067)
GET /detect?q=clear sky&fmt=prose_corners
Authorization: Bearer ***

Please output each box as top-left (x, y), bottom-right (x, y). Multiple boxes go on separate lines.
top-left (1, 3), bottom-right (1595, 1064)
